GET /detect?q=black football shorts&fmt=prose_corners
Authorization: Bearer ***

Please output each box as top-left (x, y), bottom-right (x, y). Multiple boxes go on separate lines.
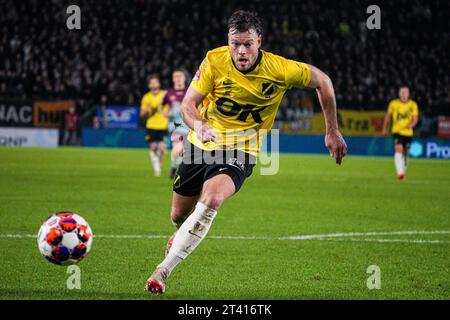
top-left (145, 129), bottom-right (168, 143)
top-left (393, 133), bottom-right (412, 148)
top-left (173, 141), bottom-right (255, 197)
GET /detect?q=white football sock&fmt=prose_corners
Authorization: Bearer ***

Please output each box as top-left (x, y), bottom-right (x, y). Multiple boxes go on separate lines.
top-left (157, 148), bottom-right (164, 160)
top-left (149, 150), bottom-right (161, 175)
top-left (157, 202), bottom-right (217, 274)
top-left (394, 152), bottom-right (405, 175)
top-left (403, 154), bottom-right (408, 172)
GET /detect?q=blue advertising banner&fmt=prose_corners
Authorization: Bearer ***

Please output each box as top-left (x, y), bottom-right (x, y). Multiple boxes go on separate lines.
top-left (265, 134), bottom-right (450, 159)
top-left (96, 105), bottom-right (139, 129)
top-left (82, 128), bottom-right (147, 148)
top-left (408, 139), bottom-right (450, 159)
top-left (82, 128), bottom-right (450, 159)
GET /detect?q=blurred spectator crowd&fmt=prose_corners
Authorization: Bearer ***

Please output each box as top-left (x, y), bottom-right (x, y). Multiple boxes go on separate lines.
top-left (0, 0), bottom-right (448, 134)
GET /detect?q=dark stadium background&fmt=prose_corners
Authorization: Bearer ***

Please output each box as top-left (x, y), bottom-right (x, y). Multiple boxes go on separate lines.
top-left (0, 0), bottom-right (448, 140)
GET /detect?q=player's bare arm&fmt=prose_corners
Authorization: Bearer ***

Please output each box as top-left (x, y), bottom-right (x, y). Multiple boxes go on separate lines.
top-left (307, 64), bottom-right (347, 165)
top-left (140, 106), bottom-right (147, 117)
top-left (140, 105), bottom-right (152, 117)
top-left (157, 92), bottom-right (170, 118)
top-left (382, 112), bottom-right (392, 136)
top-left (157, 104), bottom-right (169, 118)
top-left (407, 114), bottom-right (419, 129)
top-left (180, 87), bottom-right (216, 143)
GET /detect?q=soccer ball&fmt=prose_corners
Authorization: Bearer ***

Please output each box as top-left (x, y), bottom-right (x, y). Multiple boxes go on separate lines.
top-left (37, 211), bottom-right (93, 265)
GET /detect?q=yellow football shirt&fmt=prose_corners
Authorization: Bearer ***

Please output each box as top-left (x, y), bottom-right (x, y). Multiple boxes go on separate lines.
top-left (140, 90), bottom-right (169, 130)
top-left (189, 46), bottom-right (311, 156)
top-left (387, 98), bottom-right (419, 137)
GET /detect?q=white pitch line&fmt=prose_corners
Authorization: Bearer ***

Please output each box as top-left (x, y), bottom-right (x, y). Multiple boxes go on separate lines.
top-left (315, 237), bottom-right (450, 244)
top-left (0, 234), bottom-right (37, 238)
top-left (276, 230), bottom-right (450, 240)
top-left (0, 230), bottom-right (449, 244)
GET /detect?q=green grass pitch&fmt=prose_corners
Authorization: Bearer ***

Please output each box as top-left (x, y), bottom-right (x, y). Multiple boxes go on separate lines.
top-left (0, 146), bottom-right (449, 300)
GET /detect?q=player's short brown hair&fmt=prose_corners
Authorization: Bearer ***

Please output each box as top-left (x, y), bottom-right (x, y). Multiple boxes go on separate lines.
top-left (228, 10), bottom-right (263, 35)
top-left (172, 68), bottom-right (185, 75)
top-left (147, 74), bottom-right (160, 83)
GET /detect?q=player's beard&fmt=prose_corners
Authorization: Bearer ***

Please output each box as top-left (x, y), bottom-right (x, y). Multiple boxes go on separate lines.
top-left (235, 53), bottom-right (258, 72)
top-left (236, 57), bottom-right (251, 70)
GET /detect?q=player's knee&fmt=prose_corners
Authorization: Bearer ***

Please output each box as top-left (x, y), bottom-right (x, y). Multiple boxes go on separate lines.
top-left (395, 144), bottom-right (403, 153)
top-left (170, 203), bottom-right (195, 228)
top-left (200, 191), bottom-right (225, 210)
top-left (170, 209), bottom-right (188, 229)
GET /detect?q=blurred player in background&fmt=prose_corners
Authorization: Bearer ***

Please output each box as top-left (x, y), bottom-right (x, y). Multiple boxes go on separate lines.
top-left (382, 86), bottom-right (419, 180)
top-left (145, 10), bottom-right (347, 295)
top-left (140, 75), bottom-right (169, 177)
top-left (160, 69), bottom-right (189, 180)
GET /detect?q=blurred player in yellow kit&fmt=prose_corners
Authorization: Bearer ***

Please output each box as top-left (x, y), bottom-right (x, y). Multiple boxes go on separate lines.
top-left (140, 74), bottom-right (169, 176)
top-left (382, 86), bottom-right (419, 179)
top-left (145, 10), bottom-right (347, 295)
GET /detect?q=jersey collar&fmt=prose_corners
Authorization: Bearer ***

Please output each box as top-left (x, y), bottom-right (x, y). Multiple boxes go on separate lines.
top-left (232, 49), bottom-right (262, 75)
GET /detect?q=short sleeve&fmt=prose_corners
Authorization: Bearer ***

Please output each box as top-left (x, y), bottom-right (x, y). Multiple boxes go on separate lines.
top-left (285, 59), bottom-right (311, 89)
top-left (162, 91), bottom-right (169, 105)
top-left (161, 90), bottom-right (167, 103)
top-left (387, 101), bottom-right (394, 113)
top-left (190, 55), bottom-right (214, 96)
top-left (140, 95), bottom-right (147, 109)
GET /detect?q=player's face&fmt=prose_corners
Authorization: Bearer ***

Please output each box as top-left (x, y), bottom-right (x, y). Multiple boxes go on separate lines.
top-left (399, 87), bottom-right (410, 102)
top-left (228, 29), bottom-right (261, 72)
top-left (149, 78), bottom-right (160, 91)
top-left (172, 71), bottom-right (186, 88)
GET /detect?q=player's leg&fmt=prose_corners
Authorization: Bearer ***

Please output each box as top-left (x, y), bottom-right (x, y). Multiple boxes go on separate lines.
top-left (158, 138), bottom-right (166, 167)
top-left (69, 130), bottom-right (75, 146)
top-left (170, 140), bottom-right (184, 179)
top-left (403, 141), bottom-right (410, 175)
top-left (149, 139), bottom-right (161, 176)
top-left (146, 191), bottom-right (199, 295)
top-left (146, 129), bottom-right (159, 175)
top-left (172, 193), bottom-right (199, 227)
top-left (63, 130), bottom-right (70, 145)
top-left (164, 174), bottom-right (235, 259)
top-left (165, 191), bottom-right (199, 255)
top-left (198, 174), bottom-right (236, 209)
top-left (146, 174), bottom-right (236, 295)
top-left (394, 143), bottom-right (405, 179)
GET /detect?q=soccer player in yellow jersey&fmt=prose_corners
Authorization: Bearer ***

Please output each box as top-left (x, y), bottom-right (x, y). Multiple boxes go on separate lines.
top-left (146, 10), bottom-right (347, 295)
top-left (140, 74), bottom-right (169, 176)
top-left (382, 86), bottom-right (419, 180)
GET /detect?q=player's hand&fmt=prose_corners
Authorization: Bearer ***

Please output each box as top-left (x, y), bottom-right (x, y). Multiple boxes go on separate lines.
top-left (325, 129), bottom-right (347, 165)
top-left (194, 122), bottom-right (216, 143)
top-left (157, 105), bottom-right (169, 118)
top-left (382, 128), bottom-right (388, 136)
